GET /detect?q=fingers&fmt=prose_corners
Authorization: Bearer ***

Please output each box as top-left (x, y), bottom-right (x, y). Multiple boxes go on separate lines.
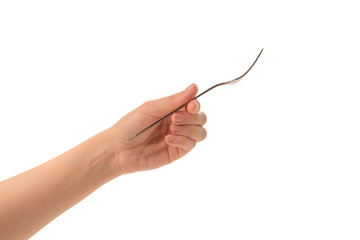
top-left (171, 111), bottom-right (207, 126)
top-left (165, 135), bottom-right (196, 151)
top-left (144, 84), bottom-right (198, 116)
top-left (169, 109), bottom-right (207, 143)
top-left (164, 91), bottom-right (207, 149)
top-left (170, 124), bottom-right (207, 142)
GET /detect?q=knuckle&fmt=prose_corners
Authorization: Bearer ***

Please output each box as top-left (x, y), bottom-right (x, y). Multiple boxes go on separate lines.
top-left (142, 100), bottom-right (152, 108)
top-left (170, 124), bottom-right (175, 133)
top-left (170, 124), bottom-right (180, 133)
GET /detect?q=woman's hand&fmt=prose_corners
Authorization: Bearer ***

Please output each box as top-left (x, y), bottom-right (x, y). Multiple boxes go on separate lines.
top-left (108, 83), bottom-right (207, 175)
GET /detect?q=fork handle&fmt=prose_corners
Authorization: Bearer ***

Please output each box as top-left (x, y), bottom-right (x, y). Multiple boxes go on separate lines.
top-left (128, 83), bottom-right (225, 141)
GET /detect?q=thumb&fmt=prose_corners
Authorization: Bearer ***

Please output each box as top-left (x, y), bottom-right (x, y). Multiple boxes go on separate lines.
top-left (145, 83), bottom-right (198, 116)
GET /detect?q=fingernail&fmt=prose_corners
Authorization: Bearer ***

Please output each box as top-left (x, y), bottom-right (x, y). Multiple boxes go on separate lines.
top-left (194, 101), bottom-right (200, 112)
top-left (166, 135), bottom-right (175, 142)
top-left (174, 113), bottom-right (184, 122)
top-left (184, 83), bottom-right (194, 97)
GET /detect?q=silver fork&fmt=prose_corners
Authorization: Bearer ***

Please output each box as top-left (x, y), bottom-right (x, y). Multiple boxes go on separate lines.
top-left (129, 48), bottom-right (264, 141)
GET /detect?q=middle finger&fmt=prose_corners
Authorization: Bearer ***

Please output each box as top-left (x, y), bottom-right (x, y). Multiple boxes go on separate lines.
top-left (171, 111), bottom-right (207, 126)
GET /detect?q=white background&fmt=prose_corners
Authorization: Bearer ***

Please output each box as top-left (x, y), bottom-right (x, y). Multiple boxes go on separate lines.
top-left (1, 1), bottom-right (359, 239)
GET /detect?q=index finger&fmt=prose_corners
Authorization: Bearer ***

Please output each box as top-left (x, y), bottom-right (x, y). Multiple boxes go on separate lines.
top-left (176, 99), bottom-right (200, 113)
top-left (186, 99), bottom-right (200, 114)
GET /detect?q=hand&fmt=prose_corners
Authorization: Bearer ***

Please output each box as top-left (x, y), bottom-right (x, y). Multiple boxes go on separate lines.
top-left (0, 84), bottom-right (205, 239)
top-left (108, 83), bottom-right (207, 175)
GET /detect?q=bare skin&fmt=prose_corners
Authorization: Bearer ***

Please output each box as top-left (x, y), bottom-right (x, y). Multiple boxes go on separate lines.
top-left (0, 83), bottom-right (207, 240)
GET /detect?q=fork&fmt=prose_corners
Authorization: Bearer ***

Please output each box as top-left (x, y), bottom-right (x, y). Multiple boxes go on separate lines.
top-left (129, 48), bottom-right (264, 141)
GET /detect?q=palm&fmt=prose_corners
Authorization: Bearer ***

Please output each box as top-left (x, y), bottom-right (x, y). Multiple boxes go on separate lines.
top-left (112, 105), bottom-right (189, 174)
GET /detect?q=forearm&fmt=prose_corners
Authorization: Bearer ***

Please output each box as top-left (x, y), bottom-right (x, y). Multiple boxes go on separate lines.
top-left (0, 130), bottom-right (119, 240)
top-left (0, 84), bottom-right (206, 239)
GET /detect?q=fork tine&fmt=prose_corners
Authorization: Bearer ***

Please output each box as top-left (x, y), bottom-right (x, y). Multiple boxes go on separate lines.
top-left (228, 48), bottom-right (264, 84)
top-left (129, 49), bottom-right (264, 141)
top-left (195, 48), bottom-right (264, 98)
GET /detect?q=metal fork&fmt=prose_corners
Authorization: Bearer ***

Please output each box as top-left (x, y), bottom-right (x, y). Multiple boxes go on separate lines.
top-left (129, 48), bottom-right (264, 141)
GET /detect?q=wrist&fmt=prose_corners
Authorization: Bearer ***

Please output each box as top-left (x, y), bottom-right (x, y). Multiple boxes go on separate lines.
top-left (89, 130), bottom-right (122, 181)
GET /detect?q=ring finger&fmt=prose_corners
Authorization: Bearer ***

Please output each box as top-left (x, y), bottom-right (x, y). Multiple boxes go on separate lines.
top-left (170, 124), bottom-right (207, 142)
